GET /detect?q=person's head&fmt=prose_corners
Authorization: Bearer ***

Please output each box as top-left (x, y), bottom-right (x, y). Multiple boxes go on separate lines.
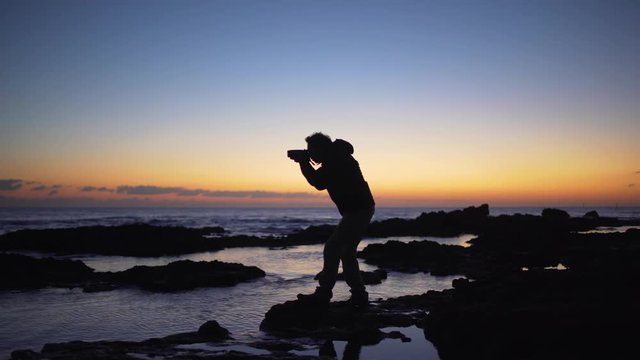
top-left (305, 132), bottom-right (332, 163)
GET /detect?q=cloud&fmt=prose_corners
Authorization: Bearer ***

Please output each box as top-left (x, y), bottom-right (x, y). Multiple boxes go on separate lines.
top-left (48, 189), bottom-right (59, 196)
top-left (116, 185), bottom-right (318, 199)
top-left (629, 183), bottom-right (636, 188)
top-left (80, 186), bottom-right (114, 193)
top-left (116, 185), bottom-right (183, 195)
top-left (31, 185), bottom-right (48, 191)
top-left (200, 190), bottom-right (317, 199)
top-left (636, 171), bottom-right (640, 174)
top-left (0, 179), bottom-right (23, 191)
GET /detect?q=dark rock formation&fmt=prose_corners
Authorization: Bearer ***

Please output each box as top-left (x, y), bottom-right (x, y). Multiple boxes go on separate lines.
top-left (359, 240), bottom-right (468, 275)
top-left (10, 319), bottom-right (328, 359)
top-left (6, 205), bottom-right (640, 359)
top-left (285, 224), bottom-right (336, 244)
top-left (423, 266), bottom-right (640, 360)
top-left (314, 269), bottom-right (387, 285)
top-left (366, 204), bottom-right (490, 237)
top-left (0, 224), bottom-right (331, 257)
top-left (354, 210), bottom-right (640, 359)
top-left (0, 253), bottom-right (94, 289)
top-left (0, 254), bottom-right (265, 292)
top-left (0, 224), bottom-right (225, 256)
top-left (110, 259), bottom-right (266, 292)
top-left (2, 205), bottom-right (637, 258)
top-left (359, 227), bottom-right (640, 359)
top-left (541, 207), bottom-right (571, 220)
top-left (583, 210), bottom-right (600, 219)
top-left (260, 298), bottom-right (417, 344)
top-left (198, 320), bottom-right (232, 339)
top-left (10, 320), bottom-right (294, 360)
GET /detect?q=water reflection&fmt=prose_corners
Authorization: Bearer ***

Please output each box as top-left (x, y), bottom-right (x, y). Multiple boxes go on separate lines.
top-left (578, 226), bottom-right (640, 234)
top-left (289, 326), bottom-right (440, 360)
top-left (0, 236), bottom-right (465, 358)
top-left (77, 234), bottom-right (477, 273)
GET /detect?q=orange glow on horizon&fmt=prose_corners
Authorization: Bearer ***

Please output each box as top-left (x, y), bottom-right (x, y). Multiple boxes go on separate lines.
top-left (2, 176), bottom-right (637, 207)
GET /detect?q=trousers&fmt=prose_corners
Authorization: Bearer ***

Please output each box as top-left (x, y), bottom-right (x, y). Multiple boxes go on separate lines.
top-left (318, 206), bottom-right (375, 295)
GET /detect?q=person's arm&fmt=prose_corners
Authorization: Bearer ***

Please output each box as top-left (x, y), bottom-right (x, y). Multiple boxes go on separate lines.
top-left (300, 161), bottom-right (327, 190)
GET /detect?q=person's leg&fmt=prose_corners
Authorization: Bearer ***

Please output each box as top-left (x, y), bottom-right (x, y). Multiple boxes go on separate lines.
top-left (316, 218), bottom-right (350, 295)
top-left (298, 207), bottom-right (374, 305)
top-left (340, 207), bottom-right (374, 304)
top-left (297, 216), bottom-right (349, 304)
top-left (341, 245), bottom-right (365, 294)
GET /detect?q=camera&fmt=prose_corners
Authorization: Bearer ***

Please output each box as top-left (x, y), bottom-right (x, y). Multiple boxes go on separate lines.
top-left (287, 149), bottom-right (308, 161)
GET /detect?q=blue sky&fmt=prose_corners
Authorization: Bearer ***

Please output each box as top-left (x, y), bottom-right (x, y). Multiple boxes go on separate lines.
top-left (1, 0), bottom-right (639, 207)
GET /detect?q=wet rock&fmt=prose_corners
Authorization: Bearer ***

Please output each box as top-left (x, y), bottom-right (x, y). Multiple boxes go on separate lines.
top-left (0, 253), bottom-right (94, 289)
top-left (541, 207), bottom-right (571, 220)
top-left (0, 224), bottom-right (225, 256)
top-left (366, 204), bottom-right (490, 237)
top-left (355, 211), bottom-right (640, 359)
top-left (583, 210), bottom-right (600, 219)
top-left (9, 349), bottom-right (41, 360)
top-left (314, 269), bottom-right (387, 285)
top-left (260, 298), bottom-right (417, 344)
top-left (82, 281), bottom-right (116, 293)
top-left (0, 254), bottom-right (265, 292)
top-left (285, 224), bottom-right (336, 244)
top-left (7, 206), bottom-right (640, 359)
top-left (2, 206), bottom-right (636, 258)
top-left (318, 340), bottom-right (337, 357)
top-left (13, 321), bottom-right (271, 359)
top-left (16, 338), bottom-right (319, 359)
top-left (112, 260), bottom-right (266, 292)
top-left (0, 223), bottom-right (336, 257)
top-left (249, 340), bottom-right (307, 352)
top-left (423, 268), bottom-right (640, 360)
top-left (358, 240), bottom-right (467, 275)
top-left (416, 227), bottom-right (640, 360)
top-left (198, 320), bottom-right (232, 340)
top-left (385, 330), bottom-right (411, 342)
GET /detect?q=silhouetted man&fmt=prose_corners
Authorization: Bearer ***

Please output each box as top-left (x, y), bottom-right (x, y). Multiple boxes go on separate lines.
top-left (288, 132), bottom-right (375, 307)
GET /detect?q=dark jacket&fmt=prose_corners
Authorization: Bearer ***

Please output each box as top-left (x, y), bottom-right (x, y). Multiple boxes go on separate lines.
top-left (304, 139), bottom-right (375, 215)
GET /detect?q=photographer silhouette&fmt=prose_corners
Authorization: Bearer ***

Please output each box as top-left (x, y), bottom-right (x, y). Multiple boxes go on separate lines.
top-left (288, 132), bottom-right (375, 307)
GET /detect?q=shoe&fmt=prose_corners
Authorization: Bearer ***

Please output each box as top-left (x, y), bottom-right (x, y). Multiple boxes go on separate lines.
top-left (296, 287), bottom-right (331, 307)
top-left (347, 291), bottom-right (369, 308)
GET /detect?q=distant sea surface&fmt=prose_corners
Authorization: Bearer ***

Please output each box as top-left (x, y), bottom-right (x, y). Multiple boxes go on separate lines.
top-left (1, 206), bottom-right (639, 359)
top-left (1, 206), bottom-right (639, 236)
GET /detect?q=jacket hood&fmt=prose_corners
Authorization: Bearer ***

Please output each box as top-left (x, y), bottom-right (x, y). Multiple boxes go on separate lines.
top-left (332, 139), bottom-right (354, 155)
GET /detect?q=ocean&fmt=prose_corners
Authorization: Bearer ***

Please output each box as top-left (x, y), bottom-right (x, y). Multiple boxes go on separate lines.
top-left (0, 206), bottom-right (638, 359)
top-left (1, 206), bottom-right (638, 236)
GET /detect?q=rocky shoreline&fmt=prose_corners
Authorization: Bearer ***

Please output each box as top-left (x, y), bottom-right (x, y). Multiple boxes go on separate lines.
top-left (1, 254), bottom-right (266, 292)
top-left (4, 205), bottom-right (640, 359)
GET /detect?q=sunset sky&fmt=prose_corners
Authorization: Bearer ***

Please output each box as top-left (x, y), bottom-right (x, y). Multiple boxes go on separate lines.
top-left (1, 0), bottom-right (639, 207)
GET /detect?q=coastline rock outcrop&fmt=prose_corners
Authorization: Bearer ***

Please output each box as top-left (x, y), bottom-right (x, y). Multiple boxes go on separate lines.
top-left (5, 205), bottom-right (640, 359)
top-left (0, 254), bottom-right (266, 292)
top-left (355, 207), bottom-right (640, 359)
top-left (314, 269), bottom-right (388, 285)
top-left (422, 266), bottom-right (640, 359)
top-left (10, 320), bottom-right (238, 360)
top-left (2, 205), bottom-right (637, 258)
top-left (110, 259), bottom-right (266, 292)
top-left (0, 224), bottom-right (226, 256)
top-left (0, 253), bottom-right (94, 289)
top-left (260, 298), bottom-right (417, 345)
top-left (359, 240), bottom-right (467, 276)
top-left (366, 204), bottom-right (490, 237)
